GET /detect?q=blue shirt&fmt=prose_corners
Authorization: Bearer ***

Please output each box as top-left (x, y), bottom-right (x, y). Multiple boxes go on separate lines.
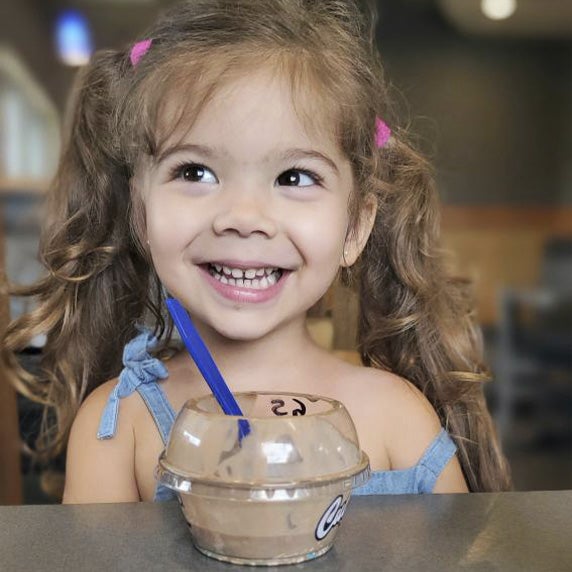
top-left (97, 329), bottom-right (458, 500)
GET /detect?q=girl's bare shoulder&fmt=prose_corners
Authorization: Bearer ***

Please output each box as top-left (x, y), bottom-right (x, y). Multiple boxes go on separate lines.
top-left (63, 378), bottom-right (144, 503)
top-left (75, 376), bottom-right (152, 427)
top-left (326, 360), bottom-right (442, 471)
top-left (325, 356), bottom-right (436, 416)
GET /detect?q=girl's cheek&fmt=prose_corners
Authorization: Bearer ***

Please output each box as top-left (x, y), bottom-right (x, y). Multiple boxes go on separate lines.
top-left (148, 217), bottom-right (185, 250)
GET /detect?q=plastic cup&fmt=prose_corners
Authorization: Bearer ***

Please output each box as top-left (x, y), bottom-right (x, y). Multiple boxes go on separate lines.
top-left (156, 391), bottom-right (370, 566)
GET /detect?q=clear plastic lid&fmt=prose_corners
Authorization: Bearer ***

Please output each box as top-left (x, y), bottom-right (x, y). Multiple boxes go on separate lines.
top-left (156, 392), bottom-right (370, 491)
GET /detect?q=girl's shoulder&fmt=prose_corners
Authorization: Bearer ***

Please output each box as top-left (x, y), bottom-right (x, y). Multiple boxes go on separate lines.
top-left (325, 357), bottom-right (440, 432)
top-left (335, 363), bottom-right (467, 491)
top-left (325, 359), bottom-right (443, 469)
top-left (77, 377), bottom-right (151, 429)
top-left (63, 378), bottom-right (144, 503)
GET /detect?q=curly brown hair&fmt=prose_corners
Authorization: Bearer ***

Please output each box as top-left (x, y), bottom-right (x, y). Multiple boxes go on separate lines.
top-left (1, 0), bottom-right (510, 491)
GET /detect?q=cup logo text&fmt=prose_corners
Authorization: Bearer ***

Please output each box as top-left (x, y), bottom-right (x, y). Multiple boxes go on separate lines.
top-left (315, 495), bottom-right (348, 541)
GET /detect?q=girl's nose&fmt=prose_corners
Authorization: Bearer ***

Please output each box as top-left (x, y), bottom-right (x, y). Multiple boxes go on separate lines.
top-left (212, 192), bottom-right (278, 238)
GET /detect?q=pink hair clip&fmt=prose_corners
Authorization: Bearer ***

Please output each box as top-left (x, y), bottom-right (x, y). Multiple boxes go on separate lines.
top-left (130, 39), bottom-right (153, 67)
top-left (375, 117), bottom-right (391, 148)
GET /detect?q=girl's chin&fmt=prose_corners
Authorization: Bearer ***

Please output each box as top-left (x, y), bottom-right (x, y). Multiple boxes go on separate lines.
top-left (191, 316), bottom-right (278, 343)
top-left (179, 306), bottom-right (273, 345)
top-left (205, 310), bottom-right (314, 345)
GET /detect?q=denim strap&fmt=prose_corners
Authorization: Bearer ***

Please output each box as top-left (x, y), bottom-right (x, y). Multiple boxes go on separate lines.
top-left (415, 428), bottom-right (458, 492)
top-left (97, 328), bottom-right (169, 440)
top-left (136, 382), bottom-right (177, 444)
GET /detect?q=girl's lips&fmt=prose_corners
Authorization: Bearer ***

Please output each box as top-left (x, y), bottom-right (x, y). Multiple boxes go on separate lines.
top-left (199, 265), bottom-right (290, 304)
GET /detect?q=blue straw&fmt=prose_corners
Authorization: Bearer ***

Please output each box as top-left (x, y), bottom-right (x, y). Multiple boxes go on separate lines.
top-left (165, 298), bottom-right (249, 438)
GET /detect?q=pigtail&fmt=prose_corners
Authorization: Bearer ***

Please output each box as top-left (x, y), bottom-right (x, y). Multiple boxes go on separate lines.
top-left (1, 50), bottom-right (163, 459)
top-left (356, 135), bottom-right (511, 492)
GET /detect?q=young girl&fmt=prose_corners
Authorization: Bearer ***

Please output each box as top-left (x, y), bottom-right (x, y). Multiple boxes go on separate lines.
top-left (3, 0), bottom-right (511, 503)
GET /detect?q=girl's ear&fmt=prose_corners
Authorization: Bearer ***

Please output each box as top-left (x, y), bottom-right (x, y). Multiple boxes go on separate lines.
top-left (340, 193), bottom-right (377, 267)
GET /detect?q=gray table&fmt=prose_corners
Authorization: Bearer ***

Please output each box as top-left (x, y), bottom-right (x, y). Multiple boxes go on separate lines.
top-left (1, 492), bottom-right (571, 571)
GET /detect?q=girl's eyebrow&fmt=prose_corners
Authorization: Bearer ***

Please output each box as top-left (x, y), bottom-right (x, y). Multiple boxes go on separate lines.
top-left (154, 143), bottom-right (339, 174)
top-left (278, 149), bottom-right (339, 175)
top-left (154, 143), bottom-right (219, 166)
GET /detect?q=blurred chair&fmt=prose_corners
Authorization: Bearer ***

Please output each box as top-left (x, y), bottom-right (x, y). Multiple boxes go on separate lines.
top-left (495, 237), bottom-right (572, 448)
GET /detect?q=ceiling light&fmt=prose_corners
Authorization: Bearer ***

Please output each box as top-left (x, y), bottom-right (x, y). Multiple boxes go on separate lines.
top-left (480, 0), bottom-right (518, 21)
top-left (55, 10), bottom-right (93, 66)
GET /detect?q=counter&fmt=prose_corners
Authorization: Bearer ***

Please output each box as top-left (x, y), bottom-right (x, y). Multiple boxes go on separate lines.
top-left (1, 491), bottom-right (570, 571)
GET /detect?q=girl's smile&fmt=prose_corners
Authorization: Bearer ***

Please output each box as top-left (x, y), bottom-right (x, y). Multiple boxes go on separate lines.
top-left (200, 261), bottom-right (291, 304)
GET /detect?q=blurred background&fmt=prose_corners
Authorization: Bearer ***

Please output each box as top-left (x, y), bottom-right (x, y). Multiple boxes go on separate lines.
top-left (0, 0), bottom-right (570, 504)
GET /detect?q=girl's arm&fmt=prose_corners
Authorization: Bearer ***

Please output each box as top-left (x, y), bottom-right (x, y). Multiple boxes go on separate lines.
top-left (62, 381), bottom-right (140, 503)
top-left (431, 455), bottom-right (469, 493)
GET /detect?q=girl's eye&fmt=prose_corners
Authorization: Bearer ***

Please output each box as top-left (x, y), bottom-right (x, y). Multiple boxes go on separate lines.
top-left (276, 169), bottom-right (322, 188)
top-left (171, 162), bottom-right (218, 184)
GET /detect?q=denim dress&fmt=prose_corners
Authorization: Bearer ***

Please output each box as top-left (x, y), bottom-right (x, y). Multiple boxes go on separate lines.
top-left (97, 329), bottom-right (458, 500)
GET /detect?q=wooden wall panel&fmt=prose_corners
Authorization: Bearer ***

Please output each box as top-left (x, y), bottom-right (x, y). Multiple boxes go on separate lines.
top-left (442, 207), bottom-right (572, 326)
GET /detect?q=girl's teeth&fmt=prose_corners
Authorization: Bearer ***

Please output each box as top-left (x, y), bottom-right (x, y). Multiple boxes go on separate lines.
top-left (208, 264), bottom-right (283, 289)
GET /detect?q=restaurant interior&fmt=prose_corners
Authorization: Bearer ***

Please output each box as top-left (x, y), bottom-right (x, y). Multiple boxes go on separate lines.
top-left (0, 0), bottom-right (570, 505)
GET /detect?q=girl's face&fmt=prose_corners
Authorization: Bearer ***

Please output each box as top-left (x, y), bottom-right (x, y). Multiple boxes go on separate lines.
top-left (137, 69), bottom-right (372, 342)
